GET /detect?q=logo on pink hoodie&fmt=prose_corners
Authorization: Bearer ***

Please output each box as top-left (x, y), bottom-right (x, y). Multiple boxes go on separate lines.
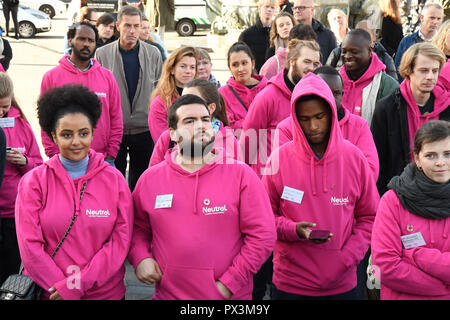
top-left (330, 196), bottom-right (349, 206)
top-left (86, 209), bottom-right (111, 218)
top-left (202, 199), bottom-right (228, 216)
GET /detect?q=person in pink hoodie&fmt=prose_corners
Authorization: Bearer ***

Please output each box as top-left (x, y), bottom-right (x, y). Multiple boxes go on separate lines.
top-left (340, 29), bottom-right (399, 125)
top-left (437, 59), bottom-right (449, 91)
top-left (149, 79), bottom-right (241, 167)
top-left (15, 85), bottom-right (133, 300)
top-left (275, 66), bottom-right (380, 181)
top-left (372, 120), bottom-right (450, 300)
top-left (260, 23), bottom-right (318, 80)
top-left (129, 94), bottom-right (276, 300)
top-left (148, 46), bottom-right (198, 143)
top-left (218, 42), bottom-right (268, 136)
top-left (241, 39), bottom-right (321, 180)
top-left (263, 73), bottom-right (379, 299)
top-left (0, 73), bottom-right (42, 284)
top-left (40, 22), bottom-right (123, 165)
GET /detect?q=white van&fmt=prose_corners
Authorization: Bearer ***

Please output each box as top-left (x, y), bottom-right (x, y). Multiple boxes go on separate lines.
top-left (174, 0), bottom-right (210, 36)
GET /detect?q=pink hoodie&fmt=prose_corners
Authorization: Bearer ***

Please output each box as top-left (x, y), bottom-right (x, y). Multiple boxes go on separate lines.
top-left (40, 56), bottom-right (123, 159)
top-left (263, 73), bottom-right (380, 296)
top-left (372, 190), bottom-right (450, 300)
top-left (149, 122), bottom-right (242, 167)
top-left (259, 47), bottom-right (287, 81)
top-left (218, 75), bottom-right (268, 133)
top-left (148, 94), bottom-right (178, 144)
top-left (15, 150), bottom-right (133, 300)
top-left (340, 52), bottom-right (386, 116)
top-left (128, 149), bottom-right (276, 300)
top-left (0, 106), bottom-right (43, 218)
top-left (400, 80), bottom-right (450, 161)
top-left (437, 60), bottom-right (449, 91)
top-left (240, 69), bottom-right (292, 178)
top-left (275, 107), bottom-right (380, 180)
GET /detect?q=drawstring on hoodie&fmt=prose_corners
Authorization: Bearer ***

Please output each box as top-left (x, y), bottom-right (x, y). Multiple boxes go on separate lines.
top-left (310, 156), bottom-right (317, 196)
top-left (322, 159), bottom-right (328, 193)
top-left (193, 172), bottom-right (200, 215)
top-left (443, 218), bottom-right (449, 239)
top-left (429, 220), bottom-right (435, 246)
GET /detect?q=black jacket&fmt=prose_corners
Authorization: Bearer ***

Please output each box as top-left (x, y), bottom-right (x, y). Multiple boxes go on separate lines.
top-left (311, 18), bottom-right (337, 65)
top-left (280, 1), bottom-right (293, 15)
top-left (371, 88), bottom-right (450, 196)
top-left (380, 16), bottom-right (403, 58)
top-left (239, 18), bottom-right (271, 73)
top-left (0, 127), bottom-right (5, 189)
top-left (0, 37), bottom-right (12, 71)
top-left (326, 41), bottom-right (398, 80)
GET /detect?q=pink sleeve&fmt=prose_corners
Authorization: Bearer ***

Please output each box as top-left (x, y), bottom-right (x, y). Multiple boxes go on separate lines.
top-left (275, 118), bottom-right (293, 147)
top-left (372, 191), bottom-right (448, 296)
top-left (409, 246), bottom-right (450, 285)
top-left (54, 175), bottom-right (133, 300)
top-left (128, 175), bottom-right (154, 269)
top-left (18, 120), bottom-right (43, 175)
top-left (15, 172), bottom-right (67, 292)
top-left (149, 131), bottom-right (170, 167)
top-left (353, 120), bottom-right (380, 181)
top-left (340, 154), bottom-right (379, 268)
top-left (219, 167), bottom-right (276, 295)
top-left (148, 96), bottom-right (169, 144)
top-left (262, 156), bottom-right (302, 243)
top-left (106, 74), bottom-right (123, 158)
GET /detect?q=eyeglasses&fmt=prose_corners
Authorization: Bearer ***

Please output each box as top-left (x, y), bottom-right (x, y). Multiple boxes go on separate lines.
top-left (197, 61), bottom-right (211, 66)
top-left (293, 6), bottom-right (312, 11)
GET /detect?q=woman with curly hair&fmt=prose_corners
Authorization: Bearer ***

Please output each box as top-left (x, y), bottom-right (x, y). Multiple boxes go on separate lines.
top-left (265, 12), bottom-right (297, 60)
top-left (15, 84), bottom-right (133, 300)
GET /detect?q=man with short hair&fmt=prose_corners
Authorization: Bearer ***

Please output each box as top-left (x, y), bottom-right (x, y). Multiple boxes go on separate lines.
top-left (371, 42), bottom-right (450, 196)
top-left (64, 7), bottom-right (98, 56)
top-left (95, 6), bottom-right (163, 192)
top-left (340, 29), bottom-right (399, 125)
top-left (128, 94), bottom-right (276, 300)
top-left (292, 0), bottom-right (337, 64)
top-left (395, 3), bottom-right (444, 82)
top-left (263, 72), bottom-right (379, 300)
top-left (40, 22), bottom-right (123, 166)
top-left (239, 0), bottom-right (277, 73)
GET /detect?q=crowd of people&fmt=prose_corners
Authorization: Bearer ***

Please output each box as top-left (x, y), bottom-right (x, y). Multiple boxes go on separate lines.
top-left (0, 0), bottom-right (449, 301)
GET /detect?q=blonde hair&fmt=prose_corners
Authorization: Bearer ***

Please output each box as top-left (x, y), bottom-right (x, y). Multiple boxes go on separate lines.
top-left (0, 73), bottom-right (27, 122)
top-left (257, 0), bottom-right (277, 8)
top-left (151, 46), bottom-right (198, 108)
top-left (378, 0), bottom-right (401, 24)
top-left (399, 42), bottom-right (446, 80)
top-left (432, 19), bottom-right (450, 55)
top-left (269, 12), bottom-right (297, 48)
top-left (327, 8), bottom-right (347, 24)
top-left (285, 39), bottom-right (321, 70)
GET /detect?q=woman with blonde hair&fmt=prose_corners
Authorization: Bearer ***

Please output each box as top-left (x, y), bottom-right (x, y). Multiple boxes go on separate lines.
top-left (327, 8), bottom-right (349, 44)
top-left (265, 12), bottom-right (297, 59)
top-left (0, 73), bottom-right (42, 284)
top-left (433, 20), bottom-right (450, 61)
top-left (379, 0), bottom-right (403, 57)
top-left (148, 46), bottom-right (198, 143)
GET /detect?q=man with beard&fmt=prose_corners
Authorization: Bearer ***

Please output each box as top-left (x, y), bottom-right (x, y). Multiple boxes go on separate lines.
top-left (40, 22), bottom-right (122, 166)
top-left (128, 94), bottom-right (276, 300)
top-left (371, 42), bottom-right (449, 196)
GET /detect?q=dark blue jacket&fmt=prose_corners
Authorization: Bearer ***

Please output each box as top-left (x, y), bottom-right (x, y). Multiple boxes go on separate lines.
top-left (394, 31), bottom-right (423, 82)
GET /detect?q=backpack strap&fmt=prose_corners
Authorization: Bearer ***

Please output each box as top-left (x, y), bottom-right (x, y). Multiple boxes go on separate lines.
top-left (227, 85), bottom-right (248, 112)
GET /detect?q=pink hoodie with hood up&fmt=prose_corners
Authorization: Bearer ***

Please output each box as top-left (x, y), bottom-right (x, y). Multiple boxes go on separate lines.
top-left (129, 148), bottom-right (276, 300)
top-left (240, 69), bottom-right (292, 178)
top-left (218, 75), bottom-right (268, 132)
top-left (0, 106), bottom-right (43, 218)
top-left (15, 150), bottom-right (133, 300)
top-left (263, 73), bottom-right (380, 296)
top-left (40, 57), bottom-right (123, 159)
top-left (372, 190), bottom-right (450, 300)
top-left (340, 52), bottom-right (386, 116)
top-left (274, 106), bottom-right (380, 181)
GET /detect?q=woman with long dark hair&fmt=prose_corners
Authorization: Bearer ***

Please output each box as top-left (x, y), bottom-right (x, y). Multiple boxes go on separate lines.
top-left (379, 0), bottom-right (404, 57)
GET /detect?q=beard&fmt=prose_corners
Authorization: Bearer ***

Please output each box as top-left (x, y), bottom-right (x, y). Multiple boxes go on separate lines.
top-left (73, 46), bottom-right (93, 61)
top-left (291, 62), bottom-right (304, 84)
top-left (179, 134), bottom-right (215, 162)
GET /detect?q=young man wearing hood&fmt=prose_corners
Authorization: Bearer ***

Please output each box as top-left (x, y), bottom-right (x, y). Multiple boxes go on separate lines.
top-left (371, 42), bottom-right (449, 196)
top-left (128, 94), bottom-right (276, 300)
top-left (40, 22), bottom-right (123, 166)
top-left (340, 29), bottom-right (399, 126)
top-left (263, 73), bottom-right (379, 299)
top-left (292, 0), bottom-right (336, 64)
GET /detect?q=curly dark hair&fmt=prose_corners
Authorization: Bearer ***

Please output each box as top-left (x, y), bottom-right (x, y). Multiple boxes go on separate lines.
top-left (37, 84), bottom-right (102, 140)
top-left (67, 21), bottom-right (99, 42)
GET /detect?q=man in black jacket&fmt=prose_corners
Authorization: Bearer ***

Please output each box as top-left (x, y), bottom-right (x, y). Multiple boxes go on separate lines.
top-left (371, 42), bottom-right (449, 196)
top-left (292, 0), bottom-right (337, 64)
top-left (0, 128), bottom-right (5, 189)
top-left (239, 0), bottom-right (277, 73)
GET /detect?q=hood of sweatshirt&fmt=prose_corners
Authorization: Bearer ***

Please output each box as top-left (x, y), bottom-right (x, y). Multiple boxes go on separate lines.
top-left (290, 73), bottom-right (343, 195)
top-left (268, 69), bottom-right (292, 100)
top-left (225, 74), bottom-right (268, 104)
top-left (58, 56), bottom-right (101, 75)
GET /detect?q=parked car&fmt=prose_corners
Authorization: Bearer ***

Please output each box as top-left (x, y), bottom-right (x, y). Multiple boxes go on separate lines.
top-left (67, 0), bottom-right (144, 24)
top-left (0, 3), bottom-right (52, 38)
top-left (175, 0), bottom-right (210, 36)
top-left (20, 0), bottom-right (66, 18)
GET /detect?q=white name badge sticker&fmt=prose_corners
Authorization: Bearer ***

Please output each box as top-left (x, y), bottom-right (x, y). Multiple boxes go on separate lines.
top-left (155, 194), bottom-right (173, 209)
top-left (0, 117), bottom-right (14, 128)
top-left (281, 186), bottom-right (304, 204)
top-left (401, 232), bottom-right (426, 249)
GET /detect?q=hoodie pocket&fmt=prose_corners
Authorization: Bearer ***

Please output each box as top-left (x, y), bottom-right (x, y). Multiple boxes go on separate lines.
top-left (159, 264), bottom-right (226, 300)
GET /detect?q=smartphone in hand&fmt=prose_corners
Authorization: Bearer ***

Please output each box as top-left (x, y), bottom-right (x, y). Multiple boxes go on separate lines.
top-left (309, 230), bottom-right (330, 241)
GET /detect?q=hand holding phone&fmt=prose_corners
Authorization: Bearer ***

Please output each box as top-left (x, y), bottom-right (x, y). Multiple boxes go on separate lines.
top-left (309, 230), bottom-right (331, 241)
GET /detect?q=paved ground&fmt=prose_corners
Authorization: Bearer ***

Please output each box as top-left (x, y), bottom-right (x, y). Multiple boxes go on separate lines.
top-left (6, 14), bottom-right (242, 300)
